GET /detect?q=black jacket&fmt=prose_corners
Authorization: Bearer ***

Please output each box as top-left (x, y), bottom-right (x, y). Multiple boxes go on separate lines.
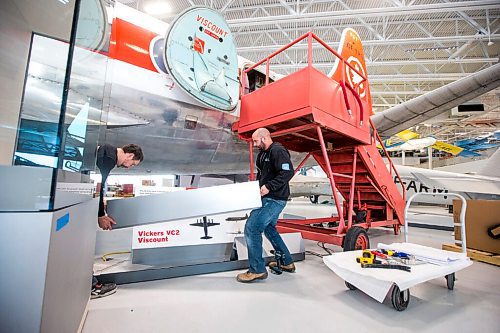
top-left (256, 142), bottom-right (294, 200)
top-left (96, 144), bottom-right (117, 217)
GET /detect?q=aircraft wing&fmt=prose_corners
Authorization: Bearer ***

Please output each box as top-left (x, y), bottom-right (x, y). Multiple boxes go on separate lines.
top-left (411, 172), bottom-right (500, 196)
top-left (372, 63), bottom-right (500, 138)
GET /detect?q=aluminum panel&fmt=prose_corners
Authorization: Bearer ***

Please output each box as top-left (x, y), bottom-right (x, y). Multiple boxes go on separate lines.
top-left (132, 243), bottom-right (235, 266)
top-left (107, 181), bottom-right (262, 229)
top-left (0, 199), bottom-right (98, 333)
top-left (0, 211), bottom-right (51, 332)
top-left (42, 199), bottom-right (98, 333)
top-left (0, 166), bottom-right (54, 211)
top-left (98, 252), bottom-right (307, 285)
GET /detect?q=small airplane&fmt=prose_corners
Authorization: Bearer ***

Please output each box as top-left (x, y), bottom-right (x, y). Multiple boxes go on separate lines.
top-left (379, 129), bottom-right (468, 156)
top-left (13, 1), bottom-right (500, 203)
top-left (190, 216), bottom-right (220, 240)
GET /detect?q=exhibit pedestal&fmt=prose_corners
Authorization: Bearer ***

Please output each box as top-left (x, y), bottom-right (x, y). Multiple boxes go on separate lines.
top-left (0, 199), bottom-right (98, 333)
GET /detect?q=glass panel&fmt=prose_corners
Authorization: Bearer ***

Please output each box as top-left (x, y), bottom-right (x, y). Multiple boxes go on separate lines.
top-left (8, 0), bottom-right (113, 211)
top-left (58, 0), bottom-right (111, 173)
top-left (53, 0), bottom-right (112, 209)
top-left (13, 34), bottom-right (69, 168)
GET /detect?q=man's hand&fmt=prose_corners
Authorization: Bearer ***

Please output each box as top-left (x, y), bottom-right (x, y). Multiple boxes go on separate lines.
top-left (260, 185), bottom-right (269, 196)
top-left (98, 215), bottom-right (117, 230)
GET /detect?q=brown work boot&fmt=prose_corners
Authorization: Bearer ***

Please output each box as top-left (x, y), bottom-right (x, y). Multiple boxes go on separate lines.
top-left (236, 271), bottom-right (268, 283)
top-left (268, 261), bottom-right (296, 273)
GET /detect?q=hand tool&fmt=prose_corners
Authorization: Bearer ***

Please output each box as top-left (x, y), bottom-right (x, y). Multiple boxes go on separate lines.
top-left (361, 263), bottom-right (411, 272)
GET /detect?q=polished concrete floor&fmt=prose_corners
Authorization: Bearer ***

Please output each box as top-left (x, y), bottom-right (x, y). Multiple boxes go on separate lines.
top-left (83, 200), bottom-right (499, 333)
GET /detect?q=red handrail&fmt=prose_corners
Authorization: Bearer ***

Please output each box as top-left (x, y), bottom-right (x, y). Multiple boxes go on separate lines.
top-left (241, 32), bottom-right (367, 127)
top-left (242, 31), bottom-right (367, 88)
top-left (369, 118), bottom-right (406, 201)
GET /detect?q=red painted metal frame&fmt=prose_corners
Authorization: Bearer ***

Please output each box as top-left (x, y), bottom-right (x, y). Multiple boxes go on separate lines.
top-left (237, 31), bottom-right (405, 246)
top-left (368, 118), bottom-right (406, 202)
top-left (294, 153), bottom-right (312, 174)
top-left (347, 147), bottom-right (357, 230)
top-left (277, 222), bottom-right (344, 246)
top-left (241, 32), bottom-right (366, 128)
top-left (248, 140), bottom-right (255, 181)
top-left (315, 125), bottom-right (346, 235)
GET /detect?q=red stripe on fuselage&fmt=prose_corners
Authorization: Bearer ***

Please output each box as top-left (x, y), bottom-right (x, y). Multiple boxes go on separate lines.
top-left (109, 18), bottom-right (159, 73)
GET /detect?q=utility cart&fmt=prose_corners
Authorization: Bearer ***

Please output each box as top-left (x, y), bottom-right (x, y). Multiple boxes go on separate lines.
top-left (323, 192), bottom-right (472, 311)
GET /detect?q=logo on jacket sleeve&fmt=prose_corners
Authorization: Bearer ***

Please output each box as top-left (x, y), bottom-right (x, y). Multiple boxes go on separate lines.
top-left (281, 163), bottom-right (290, 171)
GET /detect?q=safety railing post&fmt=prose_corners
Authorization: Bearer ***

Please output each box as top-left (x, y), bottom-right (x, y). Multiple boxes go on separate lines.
top-left (316, 126), bottom-right (345, 234)
top-left (248, 140), bottom-right (255, 181)
top-left (308, 33), bottom-right (312, 67)
top-left (347, 147), bottom-right (358, 230)
top-left (265, 58), bottom-right (270, 86)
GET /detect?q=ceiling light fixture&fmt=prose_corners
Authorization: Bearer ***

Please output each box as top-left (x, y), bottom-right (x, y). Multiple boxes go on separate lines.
top-left (405, 46), bottom-right (458, 53)
top-left (144, 1), bottom-right (171, 16)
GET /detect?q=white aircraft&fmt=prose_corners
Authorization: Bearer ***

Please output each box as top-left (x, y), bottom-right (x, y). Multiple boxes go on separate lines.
top-left (291, 148), bottom-right (500, 205)
top-left (14, 1), bottom-right (500, 205)
top-left (385, 137), bottom-right (437, 152)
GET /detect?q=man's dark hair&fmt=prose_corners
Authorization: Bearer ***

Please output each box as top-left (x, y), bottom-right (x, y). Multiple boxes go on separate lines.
top-left (122, 144), bottom-right (144, 162)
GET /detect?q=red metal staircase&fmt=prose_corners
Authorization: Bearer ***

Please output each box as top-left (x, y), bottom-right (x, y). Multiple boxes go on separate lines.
top-left (234, 31), bottom-right (406, 250)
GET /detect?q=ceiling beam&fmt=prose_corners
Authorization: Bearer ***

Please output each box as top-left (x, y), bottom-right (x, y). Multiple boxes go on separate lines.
top-left (226, 1), bottom-right (499, 27)
top-left (236, 34), bottom-right (500, 52)
top-left (266, 58), bottom-right (499, 70)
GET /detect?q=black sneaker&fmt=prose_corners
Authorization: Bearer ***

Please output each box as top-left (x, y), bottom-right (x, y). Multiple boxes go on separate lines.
top-left (91, 282), bottom-right (117, 299)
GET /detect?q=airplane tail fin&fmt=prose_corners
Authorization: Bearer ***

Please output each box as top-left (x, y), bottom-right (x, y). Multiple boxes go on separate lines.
top-left (478, 148), bottom-right (500, 177)
top-left (328, 28), bottom-right (371, 113)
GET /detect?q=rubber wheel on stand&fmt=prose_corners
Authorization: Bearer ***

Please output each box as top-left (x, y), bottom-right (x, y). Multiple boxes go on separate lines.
top-left (391, 285), bottom-right (410, 311)
top-left (343, 226), bottom-right (370, 251)
top-left (446, 273), bottom-right (455, 290)
top-left (345, 281), bottom-right (357, 290)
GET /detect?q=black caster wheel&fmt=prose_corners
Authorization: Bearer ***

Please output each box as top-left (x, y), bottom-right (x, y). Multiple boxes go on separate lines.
top-left (446, 273), bottom-right (455, 290)
top-left (391, 285), bottom-right (410, 311)
top-left (343, 226), bottom-right (370, 251)
top-left (345, 281), bottom-right (357, 290)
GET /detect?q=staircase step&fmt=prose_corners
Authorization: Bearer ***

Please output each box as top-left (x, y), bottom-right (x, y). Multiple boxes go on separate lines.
top-left (334, 176), bottom-right (371, 184)
top-left (331, 164), bottom-right (368, 174)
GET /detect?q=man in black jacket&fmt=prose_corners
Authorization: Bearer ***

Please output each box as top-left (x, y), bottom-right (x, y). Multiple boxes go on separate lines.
top-left (92, 143), bottom-right (143, 298)
top-left (237, 128), bottom-right (296, 283)
top-left (96, 143), bottom-right (144, 230)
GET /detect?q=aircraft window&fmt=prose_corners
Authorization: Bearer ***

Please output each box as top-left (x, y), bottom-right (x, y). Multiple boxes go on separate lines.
top-left (150, 37), bottom-right (168, 74)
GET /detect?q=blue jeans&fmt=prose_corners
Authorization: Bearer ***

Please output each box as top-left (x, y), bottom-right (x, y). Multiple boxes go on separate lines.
top-left (244, 197), bottom-right (293, 273)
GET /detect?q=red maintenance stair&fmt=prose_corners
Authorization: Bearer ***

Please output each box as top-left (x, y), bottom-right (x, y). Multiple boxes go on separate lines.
top-left (234, 30), bottom-right (406, 250)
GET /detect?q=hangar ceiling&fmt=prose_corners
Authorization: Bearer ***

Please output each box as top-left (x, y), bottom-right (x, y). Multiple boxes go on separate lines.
top-left (117, 0), bottom-right (499, 143)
